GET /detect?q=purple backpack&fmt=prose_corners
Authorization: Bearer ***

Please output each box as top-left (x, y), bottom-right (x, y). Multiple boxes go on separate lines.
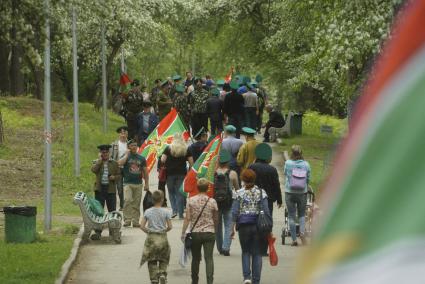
top-left (289, 166), bottom-right (307, 190)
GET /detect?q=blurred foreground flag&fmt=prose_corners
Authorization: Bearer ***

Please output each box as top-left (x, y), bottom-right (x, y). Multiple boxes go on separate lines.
top-left (299, 1), bottom-right (425, 284)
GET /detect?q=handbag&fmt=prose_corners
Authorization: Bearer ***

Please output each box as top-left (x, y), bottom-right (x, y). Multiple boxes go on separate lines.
top-left (256, 190), bottom-right (273, 234)
top-left (184, 198), bottom-right (210, 250)
top-left (158, 166), bottom-right (167, 182)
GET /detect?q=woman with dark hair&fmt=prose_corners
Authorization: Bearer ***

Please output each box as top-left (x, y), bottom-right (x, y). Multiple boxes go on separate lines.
top-left (284, 145), bottom-right (311, 246)
top-left (231, 169), bottom-right (270, 284)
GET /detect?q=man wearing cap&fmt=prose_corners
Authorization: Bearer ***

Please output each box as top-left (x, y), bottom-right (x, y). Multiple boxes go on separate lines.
top-left (237, 127), bottom-right (260, 170)
top-left (255, 75), bottom-right (268, 133)
top-left (119, 140), bottom-right (149, 227)
top-left (189, 77), bottom-right (210, 136)
top-left (243, 84), bottom-right (259, 130)
top-left (91, 144), bottom-right (121, 239)
top-left (188, 127), bottom-right (208, 162)
top-left (157, 80), bottom-right (173, 120)
top-left (136, 101), bottom-right (159, 146)
top-left (169, 74), bottom-right (182, 100)
top-left (172, 84), bottom-right (191, 128)
top-left (223, 80), bottom-right (245, 138)
top-left (123, 79), bottom-right (144, 141)
top-left (110, 126), bottom-right (129, 210)
top-left (206, 87), bottom-right (224, 135)
top-left (222, 125), bottom-right (243, 178)
top-left (150, 79), bottom-right (162, 113)
top-left (249, 143), bottom-right (282, 218)
top-left (215, 149), bottom-right (240, 256)
top-left (263, 104), bottom-right (285, 143)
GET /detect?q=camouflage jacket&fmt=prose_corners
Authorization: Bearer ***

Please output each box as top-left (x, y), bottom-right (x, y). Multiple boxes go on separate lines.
top-left (190, 88), bottom-right (209, 114)
top-left (173, 93), bottom-right (191, 126)
top-left (125, 87), bottom-right (144, 114)
top-left (157, 90), bottom-right (172, 120)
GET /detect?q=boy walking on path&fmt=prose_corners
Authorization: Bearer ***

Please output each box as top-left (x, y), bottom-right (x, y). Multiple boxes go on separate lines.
top-left (140, 191), bottom-right (172, 284)
top-left (119, 140), bottom-right (149, 227)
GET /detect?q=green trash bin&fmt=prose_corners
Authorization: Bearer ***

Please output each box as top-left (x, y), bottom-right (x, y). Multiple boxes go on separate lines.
top-left (290, 113), bottom-right (303, 135)
top-left (3, 206), bottom-right (37, 243)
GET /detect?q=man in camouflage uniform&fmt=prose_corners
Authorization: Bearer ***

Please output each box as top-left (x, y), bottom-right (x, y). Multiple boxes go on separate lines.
top-left (190, 78), bottom-right (210, 136)
top-left (124, 79), bottom-right (144, 141)
top-left (173, 84), bottom-right (191, 129)
top-left (150, 79), bottom-right (162, 114)
top-left (157, 80), bottom-right (173, 120)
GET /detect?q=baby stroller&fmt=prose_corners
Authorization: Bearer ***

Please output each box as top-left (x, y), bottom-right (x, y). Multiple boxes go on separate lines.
top-left (281, 186), bottom-right (316, 245)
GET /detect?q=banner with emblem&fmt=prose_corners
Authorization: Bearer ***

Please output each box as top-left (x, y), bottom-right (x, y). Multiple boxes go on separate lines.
top-left (180, 134), bottom-right (222, 198)
top-left (138, 108), bottom-right (190, 173)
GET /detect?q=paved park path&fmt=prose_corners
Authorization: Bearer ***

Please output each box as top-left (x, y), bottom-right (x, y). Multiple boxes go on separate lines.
top-left (67, 140), bottom-right (303, 284)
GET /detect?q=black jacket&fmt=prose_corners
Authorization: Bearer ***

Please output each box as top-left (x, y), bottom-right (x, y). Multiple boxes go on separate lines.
top-left (266, 111), bottom-right (285, 128)
top-left (206, 96), bottom-right (223, 121)
top-left (249, 160), bottom-right (282, 204)
top-left (223, 91), bottom-right (244, 115)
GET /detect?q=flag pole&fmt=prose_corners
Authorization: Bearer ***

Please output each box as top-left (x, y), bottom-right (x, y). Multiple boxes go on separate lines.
top-left (72, 5), bottom-right (80, 177)
top-left (43, 0), bottom-right (52, 232)
top-left (101, 22), bottom-right (107, 133)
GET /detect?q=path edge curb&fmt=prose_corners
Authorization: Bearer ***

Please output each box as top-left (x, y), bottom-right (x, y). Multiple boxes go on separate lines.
top-left (55, 224), bottom-right (84, 284)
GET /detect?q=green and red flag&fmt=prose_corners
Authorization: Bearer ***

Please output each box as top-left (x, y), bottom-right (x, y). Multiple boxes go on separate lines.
top-left (138, 108), bottom-right (190, 173)
top-left (300, 2), bottom-right (425, 284)
top-left (119, 73), bottom-right (132, 95)
top-left (224, 66), bottom-right (234, 83)
top-left (180, 134), bottom-right (222, 198)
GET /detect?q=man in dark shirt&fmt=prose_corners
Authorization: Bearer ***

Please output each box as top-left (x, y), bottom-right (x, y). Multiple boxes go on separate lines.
top-left (206, 88), bottom-right (223, 136)
top-left (188, 127), bottom-right (208, 162)
top-left (248, 143), bottom-right (282, 218)
top-left (263, 104), bottom-right (285, 142)
top-left (223, 80), bottom-right (245, 138)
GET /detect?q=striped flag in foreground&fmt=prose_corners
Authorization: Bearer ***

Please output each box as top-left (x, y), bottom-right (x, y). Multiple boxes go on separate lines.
top-left (300, 2), bottom-right (425, 284)
top-left (180, 134), bottom-right (222, 198)
top-left (138, 108), bottom-right (190, 173)
top-left (119, 73), bottom-right (132, 94)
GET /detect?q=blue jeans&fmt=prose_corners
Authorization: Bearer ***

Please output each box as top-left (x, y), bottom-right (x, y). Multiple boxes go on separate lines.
top-left (216, 207), bottom-right (233, 252)
top-left (238, 224), bottom-right (263, 284)
top-left (166, 175), bottom-right (185, 218)
top-left (285, 193), bottom-right (307, 241)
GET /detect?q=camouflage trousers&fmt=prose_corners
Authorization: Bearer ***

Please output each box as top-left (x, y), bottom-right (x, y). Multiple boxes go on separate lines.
top-left (140, 232), bottom-right (171, 282)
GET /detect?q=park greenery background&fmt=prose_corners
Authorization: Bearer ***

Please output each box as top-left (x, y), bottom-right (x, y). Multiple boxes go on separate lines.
top-left (0, 0), bottom-right (403, 283)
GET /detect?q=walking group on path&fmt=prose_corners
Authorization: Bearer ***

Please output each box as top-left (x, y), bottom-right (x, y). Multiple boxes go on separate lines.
top-left (88, 72), bottom-right (311, 284)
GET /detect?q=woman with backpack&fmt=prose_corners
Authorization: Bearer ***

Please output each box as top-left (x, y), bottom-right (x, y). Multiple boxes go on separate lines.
top-left (214, 149), bottom-right (240, 256)
top-left (284, 145), bottom-right (311, 246)
top-left (231, 169), bottom-right (271, 284)
top-left (161, 133), bottom-right (194, 219)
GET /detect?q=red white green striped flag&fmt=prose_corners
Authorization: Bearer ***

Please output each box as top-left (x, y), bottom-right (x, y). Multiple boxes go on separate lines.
top-left (300, 2), bottom-right (425, 284)
top-left (138, 108), bottom-right (190, 173)
top-left (180, 134), bottom-right (222, 198)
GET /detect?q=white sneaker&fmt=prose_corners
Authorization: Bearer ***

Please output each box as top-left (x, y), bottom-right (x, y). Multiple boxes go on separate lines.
top-left (243, 280), bottom-right (252, 284)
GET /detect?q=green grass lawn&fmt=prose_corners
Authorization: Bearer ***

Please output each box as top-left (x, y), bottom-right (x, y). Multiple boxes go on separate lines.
top-left (0, 96), bottom-right (125, 284)
top-left (277, 111), bottom-right (347, 192)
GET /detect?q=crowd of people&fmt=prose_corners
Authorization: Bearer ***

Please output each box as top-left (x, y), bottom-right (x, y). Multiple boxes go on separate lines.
top-left (91, 72), bottom-right (311, 284)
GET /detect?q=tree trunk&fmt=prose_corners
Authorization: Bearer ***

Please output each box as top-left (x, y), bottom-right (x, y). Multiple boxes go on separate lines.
top-left (0, 110), bottom-right (4, 145)
top-left (0, 39), bottom-right (10, 94)
top-left (56, 56), bottom-right (73, 102)
top-left (9, 0), bottom-right (25, 96)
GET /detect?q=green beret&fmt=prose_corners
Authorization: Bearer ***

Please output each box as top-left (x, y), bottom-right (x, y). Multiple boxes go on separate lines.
top-left (219, 149), bottom-right (231, 163)
top-left (230, 80), bottom-right (239, 90)
top-left (211, 88), bottom-right (220, 96)
top-left (172, 74), bottom-right (182, 81)
top-left (217, 79), bottom-right (225, 86)
top-left (175, 84), bottom-right (185, 93)
top-left (242, 127), bottom-right (256, 135)
top-left (224, 125), bottom-right (236, 133)
top-left (127, 139), bottom-right (137, 146)
top-left (97, 144), bottom-right (111, 151)
top-left (255, 143), bottom-right (272, 161)
top-left (116, 126), bottom-right (128, 133)
top-left (255, 74), bottom-right (263, 83)
top-left (250, 80), bottom-right (258, 87)
top-left (161, 80), bottom-right (169, 87)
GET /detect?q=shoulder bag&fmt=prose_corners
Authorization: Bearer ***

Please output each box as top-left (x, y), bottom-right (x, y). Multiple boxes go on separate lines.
top-left (256, 189), bottom-right (273, 234)
top-left (185, 198), bottom-right (210, 250)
